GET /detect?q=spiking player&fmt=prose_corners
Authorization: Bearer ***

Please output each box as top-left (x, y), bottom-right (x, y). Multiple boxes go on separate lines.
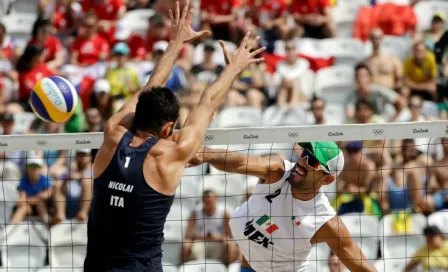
top-left (83, 1), bottom-right (266, 270)
top-left (189, 142), bottom-right (377, 272)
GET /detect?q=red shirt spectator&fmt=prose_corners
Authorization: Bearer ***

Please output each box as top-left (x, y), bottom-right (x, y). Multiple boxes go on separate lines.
top-left (70, 13), bottom-right (110, 66)
top-left (28, 36), bottom-right (63, 64)
top-left (16, 46), bottom-right (54, 102)
top-left (71, 34), bottom-right (110, 65)
top-left (246, 0), bottom-right (287, 26)
top-left (145, 14), bottom-right (170, 54)
top-left (290, 0), bottom-right (330, 15)
top-left (81, 0), bottom-right (126, 43)
top-left (52, 1), bottom-right (83, 34)
top-left (0, 24), bottom-right (14, 60)
top-left (200, 0), bottom-right (241, 15)
top-left (128, 34), bottom-right (146, 59)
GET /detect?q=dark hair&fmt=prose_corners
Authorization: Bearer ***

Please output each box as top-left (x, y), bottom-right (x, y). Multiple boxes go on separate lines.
top-left (423, 225), bottom-right (442, 236)
top-left (16, 45), bottom-right (44, 72)
top-left (0, 23), bottom-right (5, 33)
top-left (355, 98), bottom-right (373, 111)
top-left (311, 95), bottom-right (326, 106)
top-left (203, 190), bottom-right (216, 197)
top-left (355, 63), bottom-right (372, 77)
top-left (132, 87), bottom-right (179, 134)
top-left (31, 18), bottom-right (51, 39)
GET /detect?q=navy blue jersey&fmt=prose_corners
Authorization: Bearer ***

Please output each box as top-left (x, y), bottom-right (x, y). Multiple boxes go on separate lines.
top-left (84, 131), bottom-right (175, 272)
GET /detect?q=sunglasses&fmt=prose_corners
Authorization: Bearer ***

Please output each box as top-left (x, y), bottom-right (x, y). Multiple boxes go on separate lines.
top-left (299, 149), bottom-right (330, 174)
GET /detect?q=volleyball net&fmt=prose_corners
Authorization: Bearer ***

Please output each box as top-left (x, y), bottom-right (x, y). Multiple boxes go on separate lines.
top-left (0, 121), bottom-right (447, 272)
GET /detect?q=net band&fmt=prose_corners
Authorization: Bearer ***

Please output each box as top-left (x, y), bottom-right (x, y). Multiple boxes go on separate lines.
top-left (0, 121), bottom-right (447, 151)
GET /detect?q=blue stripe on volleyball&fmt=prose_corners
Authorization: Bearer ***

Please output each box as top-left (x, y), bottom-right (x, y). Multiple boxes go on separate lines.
top-left (48, 76), bottom-right (73, 111)
top-left (30, 92), bottom-right (51, 122)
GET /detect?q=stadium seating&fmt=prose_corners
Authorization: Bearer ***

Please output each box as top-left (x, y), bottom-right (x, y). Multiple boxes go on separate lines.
top-left (8, 0), bottom-right (38, 14)
top-left (49, 221), bottom-right (87, 268)
top-left (193, 41), bottom-right (237, 66)
top-left (178, 259), bottom-right (227, 272)
top-left (314, 66), bottom-right (355, 105)
top-left (428, 210), bottom-right (448, 238)
top-left (1, 13), bottom-right (37, 49)
top-left (163, 262), bottom-right (179, 272)
top-left (162, 220), bottom-right (185, 265)
top-left (414, 1), bottom-right (448, 31)
top-left (1, 223), bottom-right (48, 269)
top-left (364, 36), bottom-right (411, 60)
top-left (118, 9), bottom-right (155, 36)
top-left (339, 213), bottom-right (380, 261)
top-left (261, 106), bottom-right (307, 126)
top-left (13, 112), bottom-right (36, 134)
top-left (0, 181), bottom-right (19, 225)
top-left (175, 176), bottom-right (202, 210)
top-left (322, 38), bottom-right (365, 66)
top-left (218, 107), bottom-right (262, 128)
top-left (37, 268), bottom-right (83, 272)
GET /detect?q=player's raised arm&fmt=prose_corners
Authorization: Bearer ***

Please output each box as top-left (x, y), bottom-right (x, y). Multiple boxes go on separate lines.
top-left (169, 33), bottom-right (265, 164)
top-left (188, 148), bottom-right (285, 183)
top-left (105, 1), bottom-right (210, 135)
top-left (311, 216), bottom-right (377, 272)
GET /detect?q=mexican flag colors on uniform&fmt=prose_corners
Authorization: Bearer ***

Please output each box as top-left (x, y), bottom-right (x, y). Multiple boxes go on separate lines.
top-left (291, 216), bottom-right (301, 227)
top-left (256, 215), bottom-right (279, 234)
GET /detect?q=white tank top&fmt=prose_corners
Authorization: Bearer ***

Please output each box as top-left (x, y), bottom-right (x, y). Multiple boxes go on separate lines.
top-left (229, 160), bottom-right (336, 272)
top-left (195, 204), bottom-right (225, 235)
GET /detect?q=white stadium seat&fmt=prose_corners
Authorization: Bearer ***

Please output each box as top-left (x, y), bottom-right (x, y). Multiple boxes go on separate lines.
top-left (421, 100), bottom-right (440, 118)
top-left (314, 66), bottom-right (355, 105)
top-left (13, 112), bottom-right (36, 134)
top-left (374, 258), bottom-right (408, 272)
top-left (322, 39), bottom-right (365, 66)
top-left (339, 213), bottom-right (380, 261)
top-left (364, 36), bottom-right (412, 60)
top-left (1, 223), bottom-right (48, 269)
top-left (162, 262), bottom-right (178, 272)
top-left (0, 180), bottom-right (19, 225)
top-left (300, 69), bottom-right (316, 97)
top-left (333, 0), bottom-right (369, 38)
top-left (162, 221), bottom-right (184, 265)
top-left (228, 262), bottom-right (241, 272)
top-left (175, 176), bottom-right (202, 209)
top-left (9, 0), bottom-right (38, 14)
top-left (414, 1), bottom-right (448, 31)
top-left (1, 13), bottom-right (37, 49)
top-left (49, 221), bottom-right (87, 268)
top-left (218, 107), bottom-right (261, 128)
top-left (37, 267), bottom-right (83, 272)
top-left (379, 214), bottom-right (426, 271)
top-left (428, 210), bottom-right (448, 238)
top-left (261, 106), bottom-right (306, 126)
top-left (118, 9), bottom-right (155, 36)
top-left (178, 259), bottom-right (227, 272)
top-left (249, 143), bottom-right (295, 160)
top-left (193, 41), bottom-right (237, 66)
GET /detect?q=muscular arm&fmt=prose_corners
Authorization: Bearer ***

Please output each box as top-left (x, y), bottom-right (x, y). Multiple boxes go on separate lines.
top-left (199, 148), bottom-right (285, 183)
top-left (311, 216), bottom-right (376, 272)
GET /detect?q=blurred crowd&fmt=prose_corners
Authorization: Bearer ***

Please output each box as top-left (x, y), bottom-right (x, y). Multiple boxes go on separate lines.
top-left (0, 0), bottom-right (448, 271)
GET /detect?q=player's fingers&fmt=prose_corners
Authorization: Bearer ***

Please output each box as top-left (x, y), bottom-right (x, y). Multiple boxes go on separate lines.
top-left (250, 57), bottom-right (265, 64)
top-left (169, 9), bottom-right (175, 25)
top-left (218, 40), bottom-right (229, 53)
top-left (181, 0), bottom-right (189, 21)
top-left (250, 46), bottom-right (266, 57)
top-left (246, 35), bottom-right (259, 51)
top-left (240, 31), bottom-right (250, 50)
top-left (175, 1), bottom-right (180, 23)
top-left (186, 7), bottom-right (194, 22)
top-left (196, 30), bottom-right (211, 37)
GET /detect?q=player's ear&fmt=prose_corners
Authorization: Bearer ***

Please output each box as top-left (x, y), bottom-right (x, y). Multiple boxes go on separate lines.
top-left (161, 121), bottom-right (175, 138)
top-left (321, 174), bottom-right (335, 185)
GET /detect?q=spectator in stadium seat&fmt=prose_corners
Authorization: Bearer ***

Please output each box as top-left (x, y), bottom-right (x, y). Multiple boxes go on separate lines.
top-left (91, 79), bottom-right (114, 121)
top-left (310, 95), bottom-right (327, 125)
top-left (333, 141), bottom-right (380, 217)
top-left (51, 0), bottom-right (83, 37)
top-left (364, 28), bottom-right (403, 92)
top-left (290, 0), bottom-right (336, 39)
top-left (105, 42), bottom-right (140, 101)
top-left (328, 252), bottom-right (346, 272)
top-left (16, 45), bottom-right (54, 110)
top-left (381, 138), bottom-right (431, 214)
top-left (70, 12), bottom-right (110, 66)
top-left (0, 113), bottom-right (23, 180)
top-left (85, 107), bottom-right (104, 160)
top-left (244, 0), bottom-right (290, 42)
top-left (346, 64), bottom-right (403, 121)
top-left (224, 36), bottom-right (266, 110)
top-left (54, 149), bottom-right (93, 224)
top-left (429, 137), bottom-right (448, 211)
top-left (415, 12), bottom-right (446, 53)
top-left (145, 14), bottom-right (170, 57)
top-left (113, 22), bottom-right (146, 61)
top-left (11, 158), bottom-right (53, 224)
top-left (145, 41), bottom-right (187, 93)
top-left (275, 40), bottom-right (309, 107)
top-left (182, 190), bottom-right (237, 265)
top-left (0, 23), bottom-right (16, 61)
top-left (405, 225), bottom-right (448, 271)
top-left (28, 18), bottom-right (64, 70)
top-left (200, 0), bottom-right (240, 42)
top-left (81, 0), bottom-right (126, 44)
top-left (403, 41), bottom-right (437, 101)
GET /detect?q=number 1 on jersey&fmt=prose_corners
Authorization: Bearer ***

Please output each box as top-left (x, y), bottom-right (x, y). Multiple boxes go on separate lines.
top-left (124, 156), bottom-right (131, 168)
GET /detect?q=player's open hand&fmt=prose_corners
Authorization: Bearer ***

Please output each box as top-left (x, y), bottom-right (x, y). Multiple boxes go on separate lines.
top-left (219, 32), bottom-right (265, 73)
top-left (169, 1), bottom-right (211, 44)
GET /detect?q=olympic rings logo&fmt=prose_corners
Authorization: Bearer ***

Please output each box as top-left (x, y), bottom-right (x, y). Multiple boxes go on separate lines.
top-left (288, 132), bottom-right (299, 138)
top-left (372, 129), bottom-right (384, 135)
top-left (204, 135), bottom-right (214, 141)
top-left (36, 140), bottom-right (47, 146)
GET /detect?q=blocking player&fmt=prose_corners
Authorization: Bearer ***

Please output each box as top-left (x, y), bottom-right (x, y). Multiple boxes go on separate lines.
top-left (83, 1), bottom-right (265, 271)
top-left (188, 142), bottom-right (377, 272)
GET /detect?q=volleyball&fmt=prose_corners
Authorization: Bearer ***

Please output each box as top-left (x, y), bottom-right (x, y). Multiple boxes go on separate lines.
top-left (30, 76), bottom-right (78, 123)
